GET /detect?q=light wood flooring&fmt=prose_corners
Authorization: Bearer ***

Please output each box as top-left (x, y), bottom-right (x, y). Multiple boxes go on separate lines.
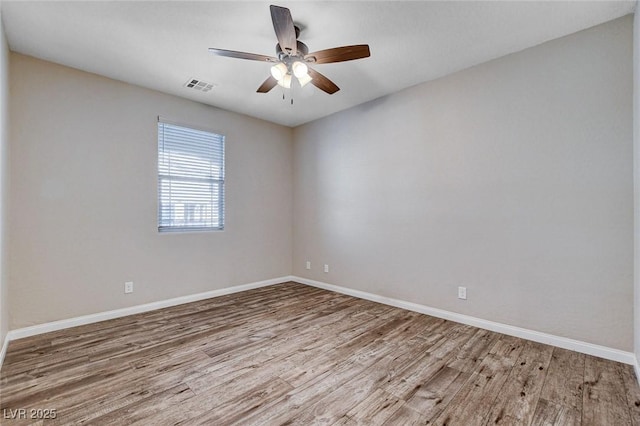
top-left (1, 282), bottom-right (640, 425)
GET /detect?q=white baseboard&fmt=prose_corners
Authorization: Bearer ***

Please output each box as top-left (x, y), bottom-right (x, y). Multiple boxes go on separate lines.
top-left (0, 332), bottom-right (9, 371)
top-left (293, 276), bottom-right (637, 365)
top-left (2, 274), bottom-right (637, 370)
top-left (6, 276), bottom-right (292, 342)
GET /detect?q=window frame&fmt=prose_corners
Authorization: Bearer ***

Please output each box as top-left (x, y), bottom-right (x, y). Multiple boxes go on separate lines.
top-left (157, 117), bottom-right (225, 233)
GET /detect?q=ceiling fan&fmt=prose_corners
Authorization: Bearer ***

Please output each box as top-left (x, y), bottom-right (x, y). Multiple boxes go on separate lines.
top-left (208, 5), bottom-right (371, 95)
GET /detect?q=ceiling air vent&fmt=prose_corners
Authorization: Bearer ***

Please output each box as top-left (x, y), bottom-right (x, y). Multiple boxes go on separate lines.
top-left (184, 78), bottom-right (215, 93)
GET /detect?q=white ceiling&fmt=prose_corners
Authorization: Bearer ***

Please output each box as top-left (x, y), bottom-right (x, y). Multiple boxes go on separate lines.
top-left (2, 1), bottom-right (635, 127)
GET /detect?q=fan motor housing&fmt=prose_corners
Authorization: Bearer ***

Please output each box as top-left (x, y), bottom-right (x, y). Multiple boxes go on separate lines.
top-left (276, 41), bottom-right (309, 59)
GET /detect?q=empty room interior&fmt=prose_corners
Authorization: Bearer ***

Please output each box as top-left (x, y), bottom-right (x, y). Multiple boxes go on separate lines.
top-left (2, 0), bottom-right (640, 424)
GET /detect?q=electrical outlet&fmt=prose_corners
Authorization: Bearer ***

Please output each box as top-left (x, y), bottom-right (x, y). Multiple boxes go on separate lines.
top-left (324, 264), bottom-right (329, 273)
top-left (306, 261), bottom-right (311, 270)
top-left (125, 281), bottom-right (134, 294)
top-left (458, 286), bottom-right (467, 300)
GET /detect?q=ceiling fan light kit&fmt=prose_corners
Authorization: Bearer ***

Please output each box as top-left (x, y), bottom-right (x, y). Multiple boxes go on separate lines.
top-left (270, 58), bottom-right (310, 88)
top-left (208, 4), bottom-right (371, 96)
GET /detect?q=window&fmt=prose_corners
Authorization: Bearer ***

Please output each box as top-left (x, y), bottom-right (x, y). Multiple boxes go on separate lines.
top-left (157, 118), bottom-right (225, 232)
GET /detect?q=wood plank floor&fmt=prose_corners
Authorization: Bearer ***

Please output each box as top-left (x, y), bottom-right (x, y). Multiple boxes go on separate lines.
top-left (1, 281), bottom-right (639, 425)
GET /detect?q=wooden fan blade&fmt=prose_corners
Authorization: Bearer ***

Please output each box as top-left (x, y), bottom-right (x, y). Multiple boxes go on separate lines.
top-left (305, 45), bottom-right (371, 64)
top-left (308, 68), bottom-right (340, 94)
top-left (257, 76), bottom-right (278, 93)
top-left (270, 5), bottom-right (297, 55)
top-left (209, 48), bottom-right (276, 62)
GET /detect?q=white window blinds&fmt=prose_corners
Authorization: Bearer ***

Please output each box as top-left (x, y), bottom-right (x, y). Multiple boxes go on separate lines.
top-left (157, 119), bottom-right (225, 232)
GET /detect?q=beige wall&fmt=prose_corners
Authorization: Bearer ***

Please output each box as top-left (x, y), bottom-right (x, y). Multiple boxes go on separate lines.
top-left (0, 9), bottom-right (9, 349)
top-left (634, 6), bottom-right (640, 364)
top-left (9, 54), bottom-right (293, 328)
top-left (293, 16), bottom-right (633, 350)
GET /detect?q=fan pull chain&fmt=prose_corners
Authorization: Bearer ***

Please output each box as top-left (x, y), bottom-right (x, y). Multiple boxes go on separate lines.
top-left (279, 84), bottom-right (295, 106)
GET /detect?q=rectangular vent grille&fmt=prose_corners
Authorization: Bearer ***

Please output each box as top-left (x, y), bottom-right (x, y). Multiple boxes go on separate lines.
top-left (184, 78), bottom-right (215, 93)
